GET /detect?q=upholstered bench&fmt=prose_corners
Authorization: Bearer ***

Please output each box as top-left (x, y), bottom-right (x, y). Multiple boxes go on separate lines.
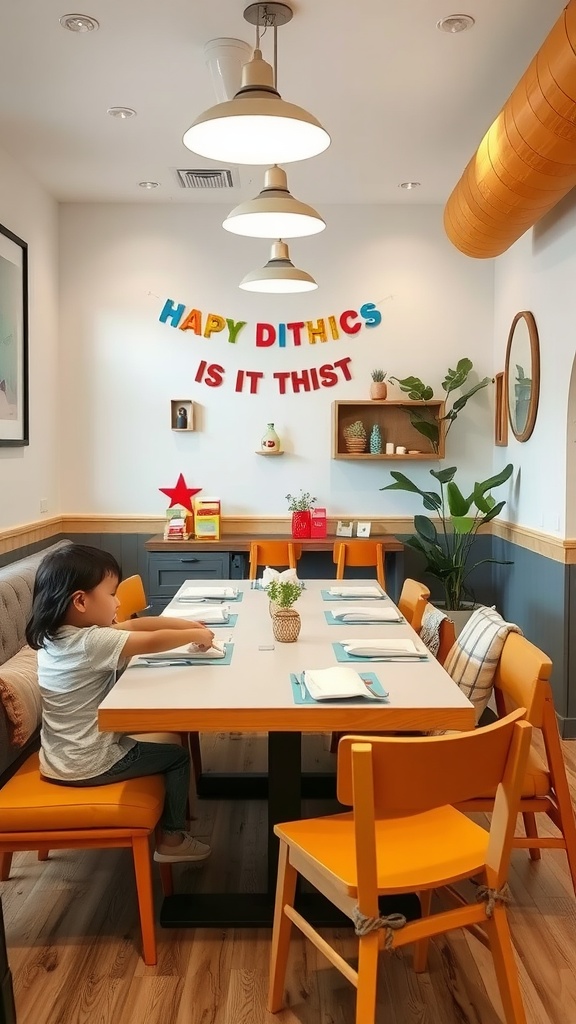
top-left (0, 752), bottom-right (172, 965)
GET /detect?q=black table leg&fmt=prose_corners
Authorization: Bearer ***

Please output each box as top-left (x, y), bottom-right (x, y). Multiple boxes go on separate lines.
top-left (267, 732), bottom-right (302, 895)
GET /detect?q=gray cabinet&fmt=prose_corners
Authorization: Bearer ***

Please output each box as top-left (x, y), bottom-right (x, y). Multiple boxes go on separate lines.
top-left (147, 551), bottom-right (232, 613)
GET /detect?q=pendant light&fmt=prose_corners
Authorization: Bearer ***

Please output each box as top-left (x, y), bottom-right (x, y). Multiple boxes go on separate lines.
top-left (239, 240), bottom-right (317, 292)
top-left (223, 165), bottom-right (325, 238)
top-left (183, 3), bottom-right (330, 165)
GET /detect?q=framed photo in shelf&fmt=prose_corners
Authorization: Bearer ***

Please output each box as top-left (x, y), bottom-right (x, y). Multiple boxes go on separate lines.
top-left (336, 520), bottom-right (354, 538)
top-left (0, 222), bottom-right (28, 446)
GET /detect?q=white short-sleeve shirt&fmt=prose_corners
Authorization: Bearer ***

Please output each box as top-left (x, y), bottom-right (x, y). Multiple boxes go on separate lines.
top-left (38, 625), bottom-right (135, 781)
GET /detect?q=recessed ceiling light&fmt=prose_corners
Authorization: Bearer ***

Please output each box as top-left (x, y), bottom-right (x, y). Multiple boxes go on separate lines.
top-left (107, 107), bottom-right (137, 119)
top-left (139, 181), bottom-right (160, 189)
top-left (437, 15), bottom-right (475, 34)
top-left (59, 14), bottom-right (99, 32)
top-left (399, 182), bottom-right (421, 190)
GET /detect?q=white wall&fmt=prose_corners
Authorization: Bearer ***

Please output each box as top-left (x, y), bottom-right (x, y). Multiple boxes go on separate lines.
top-left (493, 191), bottom-right (576, 537)
top-left (58, 202), bottom-right (494, 518)
top-left (0, 147), bottom-right (60, 529)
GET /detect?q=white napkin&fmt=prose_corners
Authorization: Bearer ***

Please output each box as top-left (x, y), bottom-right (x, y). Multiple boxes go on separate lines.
top-left (142, 640), bottom-right (226, 661)
top-left (329, 586), bottom-right (384, 598)
top-left (179, 586), bottom-right (237, 599)
top-left (332, 605), bottom-right (400, 622)
top-left (161, 604), bottom-right (230, 623)
top-left (303, 666), bottom-right (384, 700)
top-left (342, 639), bottom-right (425, 658)
top-left (261, 566), bottom-right (300, 588)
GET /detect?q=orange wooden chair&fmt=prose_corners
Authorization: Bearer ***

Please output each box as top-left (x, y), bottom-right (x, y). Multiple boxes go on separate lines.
top-left (397, 578), bottom-right (430, 633)
top-left (0, 753), bottom-right (172, 965)
top-left (269, 710), bottom-right (532, 1024)
top-left (116, 574), bottom-right (203, 784)
top-left (333, 541), bottom-right (385, 590)
top-left (115, 574), bottom-right (148, 621)
top-left (249, 541), bottom-right (301, 580)
top-left (459, 632), bottom-right (576, 895)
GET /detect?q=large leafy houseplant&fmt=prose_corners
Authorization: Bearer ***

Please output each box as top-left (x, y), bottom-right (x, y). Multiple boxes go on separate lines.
top-left (382, 463), bottom-right (514, 610)
top-left (390, 358), bottom-right (491, 453)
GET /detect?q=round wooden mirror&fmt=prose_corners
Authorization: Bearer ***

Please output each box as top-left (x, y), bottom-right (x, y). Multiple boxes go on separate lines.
top-left (505, 311), bottom-right (540, 442)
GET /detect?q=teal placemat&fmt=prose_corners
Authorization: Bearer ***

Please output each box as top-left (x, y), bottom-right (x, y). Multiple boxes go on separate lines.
top-left (290, 671), bottom-right (388, 705)
top-left (332, 642), bottom-right (428, 664)
top-left (176, 591), bottom-right (244, 604)
top-left (321, 589), bottom-right (386, 602)
top-left (324, 610), bottom-right (404, 626)
top-left (134, 644), bottom-right (235, 668)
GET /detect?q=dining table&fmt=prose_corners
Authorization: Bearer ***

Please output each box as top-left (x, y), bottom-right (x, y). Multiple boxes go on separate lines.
top-left (98, 578), bottom-right (474, 928)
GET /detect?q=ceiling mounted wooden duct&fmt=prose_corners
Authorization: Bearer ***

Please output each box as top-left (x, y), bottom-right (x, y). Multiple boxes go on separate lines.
top-left (444, 1), bottom-right (576, 258)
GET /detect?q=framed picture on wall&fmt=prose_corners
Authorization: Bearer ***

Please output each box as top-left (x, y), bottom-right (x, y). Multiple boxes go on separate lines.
top-left (0, 222), bottom-right (29, 446)
top-left (494, 371), bottom-right (508, 447)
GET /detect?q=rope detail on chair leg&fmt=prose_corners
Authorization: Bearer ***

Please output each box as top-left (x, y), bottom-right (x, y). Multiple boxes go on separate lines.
top-left (352, 908), bottom-right (406, 949)
top-left (476, 883), bottom-right (512, 918)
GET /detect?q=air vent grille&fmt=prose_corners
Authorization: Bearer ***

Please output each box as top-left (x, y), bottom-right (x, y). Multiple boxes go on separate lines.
top-left (176, 168), bottom-right (236, 189)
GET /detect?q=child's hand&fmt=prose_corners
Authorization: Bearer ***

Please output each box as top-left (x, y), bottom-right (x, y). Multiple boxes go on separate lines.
top-left (190, 626), bottom-right (215, 651)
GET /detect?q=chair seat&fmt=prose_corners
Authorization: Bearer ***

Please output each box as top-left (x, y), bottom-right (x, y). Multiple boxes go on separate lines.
top-left (0, 753), bottom-right (165, 832)
top-left (276, 807), bottom-right (489, 893)
top-left (473, 746), bottom-right (550, 800)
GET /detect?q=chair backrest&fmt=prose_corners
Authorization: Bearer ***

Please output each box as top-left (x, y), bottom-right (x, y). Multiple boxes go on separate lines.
top-left (248, 541), bottom-right (301, 580)
top-left (332, 541), bottom-right (385, 589)
top-left (398, 578), bottom-right (430, 633)
top-left (492, 631), bottom-right (553, 729)
top-left (115, 575), bottom-right (148, 622)
top-left (339, 710), bottom-right (532, 910)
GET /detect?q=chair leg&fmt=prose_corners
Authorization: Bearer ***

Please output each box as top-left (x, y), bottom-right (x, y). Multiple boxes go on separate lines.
top-left (485, 905), bottom-right (527, 1024)
top-left (0, 853), bottom-right (13, 881)
top-left (413, 889), bottom-right (433, 972)
top-left (131, 835), bottom-right (157, 966)
top-left (356, 932), bottom-right (380, 1024)
top-left (37, 847), bottom-right (50, 862)
top-left (158, 862), bottom-right (174, 898)
top-left (267, 841), bottom-right (298, 1013)
top-left (521, 812), bottom-right (541, 862)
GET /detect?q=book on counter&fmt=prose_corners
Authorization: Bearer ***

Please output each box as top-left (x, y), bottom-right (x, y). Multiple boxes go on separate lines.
top-left (163, 508), bottom-right (189, 540)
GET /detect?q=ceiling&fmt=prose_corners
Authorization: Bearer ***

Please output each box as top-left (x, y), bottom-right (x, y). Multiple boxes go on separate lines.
top-left (0, 0), bottom-right (566, 205)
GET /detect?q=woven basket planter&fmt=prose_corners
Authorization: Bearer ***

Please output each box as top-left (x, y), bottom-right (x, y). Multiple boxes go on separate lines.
top-left (345, 437), bottom-right (367, 454)
top-left (272, 609), bottom-right (301, 643)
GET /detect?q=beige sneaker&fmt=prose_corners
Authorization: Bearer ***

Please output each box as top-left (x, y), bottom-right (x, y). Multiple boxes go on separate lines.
top-left (154, 833), bottom-right (211, 863)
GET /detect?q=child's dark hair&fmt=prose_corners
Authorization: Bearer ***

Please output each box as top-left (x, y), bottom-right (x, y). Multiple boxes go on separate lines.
top-left (26, 544), bottom-right (121, 649)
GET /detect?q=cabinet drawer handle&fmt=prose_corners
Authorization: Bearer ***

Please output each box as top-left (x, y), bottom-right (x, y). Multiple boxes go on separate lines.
top-left (180, 557), bottom-right (199, 563)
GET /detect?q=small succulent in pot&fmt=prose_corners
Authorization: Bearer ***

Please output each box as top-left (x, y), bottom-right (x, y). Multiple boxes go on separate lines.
top-left (343, 419), bottom-right (367, 452)
top-left (266, 580), bottom-right (303, 608)
top-left (285, 490), bottom-right (317, 511)
top-left (370, 369), bottom-right (388, 400)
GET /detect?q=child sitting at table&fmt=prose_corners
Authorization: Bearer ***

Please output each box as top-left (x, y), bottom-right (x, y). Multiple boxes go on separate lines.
top-left (26, 543), bottom-right (214, 864)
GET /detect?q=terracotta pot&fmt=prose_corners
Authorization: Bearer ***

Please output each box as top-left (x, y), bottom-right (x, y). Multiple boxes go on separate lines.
top-left (272, 608), bottom-right (301, 643)
top-left (291, 510), bottom-right (311, 539)
top-left (345, 437), bottom-right (367, 454)
top-left (370, 381), bottom-right (388, 400)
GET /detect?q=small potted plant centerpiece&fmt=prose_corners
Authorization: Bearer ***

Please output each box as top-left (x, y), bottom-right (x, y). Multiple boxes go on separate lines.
top-left (267, 579), bottom-right (303, 642)
top-left (286, 490), bottom-right (317, 539)
top-left (370, 369), bottom-right (388, 400)
top-left (343, 420), bottom-right (367, 454)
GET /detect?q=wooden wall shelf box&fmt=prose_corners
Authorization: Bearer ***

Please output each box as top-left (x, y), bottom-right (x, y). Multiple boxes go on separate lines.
top-left (170, 400), bottom-right (194, 432)
top-left (331, 400), bottom-right (445, 460)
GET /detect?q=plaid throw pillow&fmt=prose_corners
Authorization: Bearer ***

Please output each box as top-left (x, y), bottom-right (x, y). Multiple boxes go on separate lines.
top-left (443, 606), bottom-right (522, 722)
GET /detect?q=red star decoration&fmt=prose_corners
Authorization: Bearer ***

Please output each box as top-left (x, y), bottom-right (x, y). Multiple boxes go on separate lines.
top-left (159, 473), bottom-right (202, 513)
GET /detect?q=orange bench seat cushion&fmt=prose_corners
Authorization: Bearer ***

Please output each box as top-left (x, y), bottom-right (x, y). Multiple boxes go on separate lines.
top-left (0, 753), bottom-right (165, 832)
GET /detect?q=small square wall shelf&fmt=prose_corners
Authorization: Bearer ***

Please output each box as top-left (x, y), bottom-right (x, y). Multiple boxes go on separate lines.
top-left (332, 400), bottom-right (445, 459)
top-left (171, 400), bottom-right (194, 432)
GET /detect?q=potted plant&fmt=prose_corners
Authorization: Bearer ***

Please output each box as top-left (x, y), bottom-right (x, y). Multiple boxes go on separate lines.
top-left (267, 579), bottom-right (303, 642)
top-left (286, 491), bottom-right (317, 539)
top-left (343, 420), bottom-right (367, 454)
top-left (382, 463), bottom-right (514, 616)
top-left (370, 369), bottom-right (388, 400)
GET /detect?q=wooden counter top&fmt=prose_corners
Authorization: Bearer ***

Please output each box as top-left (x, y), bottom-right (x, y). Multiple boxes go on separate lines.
top-left (145, 533), bottom-right (404, 553)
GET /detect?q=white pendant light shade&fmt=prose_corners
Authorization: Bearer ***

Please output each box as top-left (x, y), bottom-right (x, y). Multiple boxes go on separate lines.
top-left (183, 50), bottom-right (330, 165)
top-left (203, 38), bottom-right (253, 102)
top-left (223, 165), bottom-right (325, 238)
top-left (239, 240), bottom-right (317, 293)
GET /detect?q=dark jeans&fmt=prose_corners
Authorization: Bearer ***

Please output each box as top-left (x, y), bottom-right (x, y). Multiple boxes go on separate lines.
top-left (53, 742), bottom-right (190, 834)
